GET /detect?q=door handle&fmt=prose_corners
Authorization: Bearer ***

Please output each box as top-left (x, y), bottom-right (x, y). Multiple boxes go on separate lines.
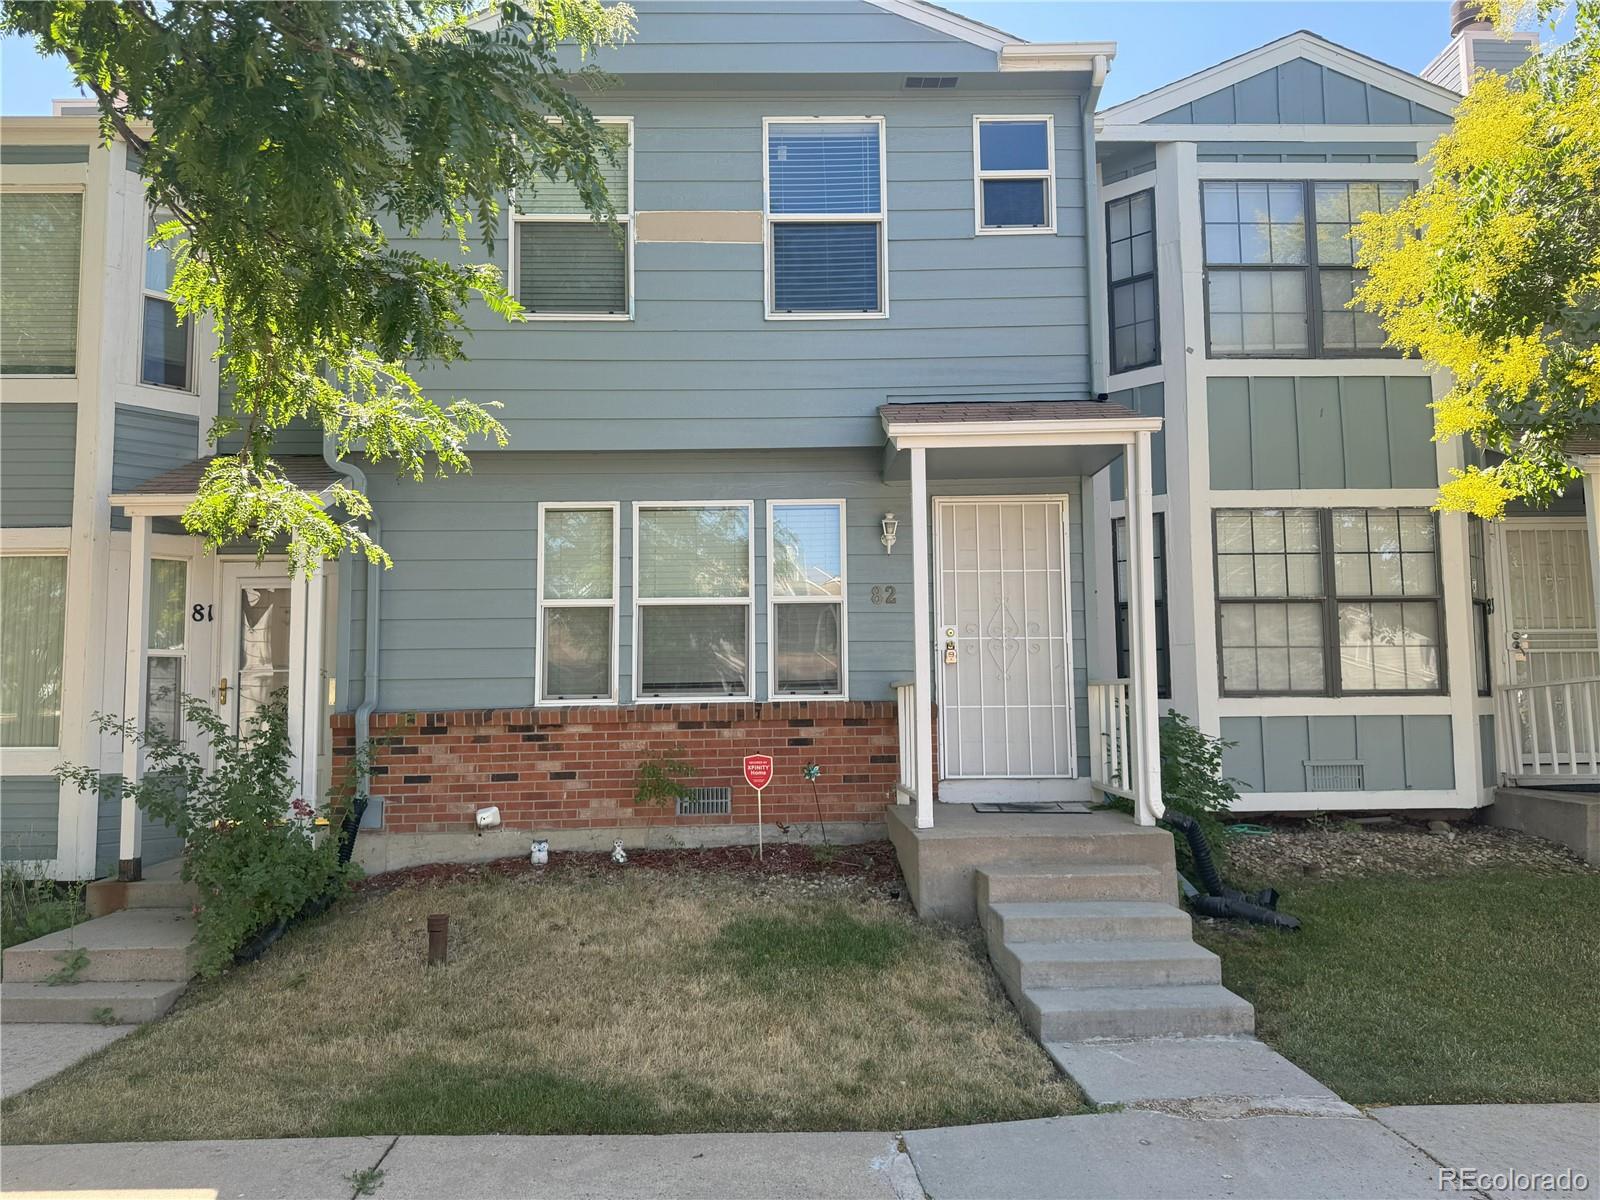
top-left (218, 676), bottom-right (229, 706)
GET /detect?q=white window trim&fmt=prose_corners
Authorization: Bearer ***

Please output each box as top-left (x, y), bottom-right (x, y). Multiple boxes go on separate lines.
top-left (0, 548), bottom-right (71, 754)
top-left (139, 213), bottom-right (195, 393)
top-left (766, 499), bottom-right (849, 702)
top-left (535, 501), bottom-right (620, 706)
top-left (762, 115), bottom-right (889, 321)
top-left (0, 185), bottom-right (86, 380)
top-left (510, 116), bottom-right (635, 323)
top-left (632, 499), bottom-right (755, 703)
top-left (972, 114), bottom-right (1057, 236)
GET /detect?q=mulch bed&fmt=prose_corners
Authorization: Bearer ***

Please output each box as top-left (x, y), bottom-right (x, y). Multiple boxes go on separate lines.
top-left (356, 839), bottom-right (905, 897)
top-left (1225, 816), bottom-right (1596, 884)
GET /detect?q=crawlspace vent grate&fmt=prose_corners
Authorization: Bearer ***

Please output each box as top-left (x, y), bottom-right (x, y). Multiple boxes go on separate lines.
top-left (677, 786), bottom-right (732, 816)
top-left (1304, 761), bottom-right (1364, 791)
top-left (904, 75), bottom-right (958, 89)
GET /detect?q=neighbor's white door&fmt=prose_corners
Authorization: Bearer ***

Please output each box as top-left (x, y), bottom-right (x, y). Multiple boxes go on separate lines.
top-left (935, 498), bottom-right (1074, 780)
top-left (1501, 521), bottom-right (1599, 686)
top-left (218, 563), bottom-right (295, 736)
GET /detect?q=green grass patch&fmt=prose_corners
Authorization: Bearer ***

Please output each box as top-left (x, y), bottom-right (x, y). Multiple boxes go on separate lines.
top-left (1194, 868), bottom-right (1600, 1105)
top-left (707, 908), bottom-right (913, 992)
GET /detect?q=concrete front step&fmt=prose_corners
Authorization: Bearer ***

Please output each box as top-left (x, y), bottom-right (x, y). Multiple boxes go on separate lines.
top-left (1, 980), bottom-right (187, 1025)
top-left (2, 908), bottom-right (195, 983)
top-left (992, 938), bottom-right (1223, 992)
top-left (983, 900), bottom-right (1193, 945)
top-left (1020, 983), bottom-right (1255, 1041)
top-left (977, 864), bottom-right (1174, 908)
top-left (85, 873), bottom-right (197, 918)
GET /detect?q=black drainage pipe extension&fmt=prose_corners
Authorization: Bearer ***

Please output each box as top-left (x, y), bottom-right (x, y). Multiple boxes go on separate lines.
top-left (1189, 891), bottom-right (1302, 931)
top-left (1165, 814), bottom-right (1302, 930)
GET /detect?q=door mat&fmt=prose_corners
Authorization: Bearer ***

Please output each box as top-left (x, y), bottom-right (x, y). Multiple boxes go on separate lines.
top-left (971, 801), bottom-right (1095, 814)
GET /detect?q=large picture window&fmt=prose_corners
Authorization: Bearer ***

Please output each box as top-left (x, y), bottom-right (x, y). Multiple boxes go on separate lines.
top-left (538, 505), bottom-right (618, 703)
top-left (1106, 189), bottom-right (1158, 372)
top-left (973, 117), bottom-right (1055, 233)
top-left (512, 121), bottom-right (632, 318)
top-left (769, 501), bottom-right (847, 698)
top-left (765, 119), bottom-right (886, 317)
top-left (1, 555), bottom-right (69, 747)
top-left (1, 192), bottom-right (82, 376)
top-left (1214, 507), bottom-right (1443, 696)
top-left (1202, 179), bottom-right (1414, 358)
top-left (635, 504), bottom-right (752, 699)
top-left (141, 215), bottom-right (192, 389)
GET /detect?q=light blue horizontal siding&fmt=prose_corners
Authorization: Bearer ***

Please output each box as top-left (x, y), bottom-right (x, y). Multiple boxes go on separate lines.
top-left (111, 404), bottom-right (199, 533)
top-left (1, 777), bottom-right (59, 861)
top-left (398, 89), bottom-right (1092, 451)
top-left (350, 450), bottom-right (1090, 774)
top-left (1222, 714), bottom-right (1455, 792)
top-left (1108, 383), bottom-right (1166, 500)
top-left (1153, 58), bottom-right (1453, 125)
top-left (0, 404), bottom-right (76, 528)
top-left (1208, 376), bottom-right (1436, 490)
top-left (94, 787), bottom-right (182, 874)
top-left (0, 144), bottom-right (90, 164)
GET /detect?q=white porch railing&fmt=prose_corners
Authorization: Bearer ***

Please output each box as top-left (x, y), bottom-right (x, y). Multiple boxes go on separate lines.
top-left (1497, 675), bottom-right (1600, 782)
top-left (1087, 679), bottom-right (1136, 801)
top-left (892, 681), bottom-right (918, 803)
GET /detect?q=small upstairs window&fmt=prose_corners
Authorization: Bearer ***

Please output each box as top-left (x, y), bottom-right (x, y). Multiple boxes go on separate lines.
top-left (0, 192), bottom-right (82, 376)
top-left (1106, 189), bottom-right (1158, 372)
top-left (765, 119), bottom-right (886, 317)
top-left (142, 215), bottom-right (193, 390)
top-left (513, 121), bottom-right (632, 319)
top-left (974, 117), bottom-right (1054, 234)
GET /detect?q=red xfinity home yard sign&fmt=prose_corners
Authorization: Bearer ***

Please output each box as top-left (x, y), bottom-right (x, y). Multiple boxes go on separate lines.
top-left (743, 754), bottom-right (774, 792)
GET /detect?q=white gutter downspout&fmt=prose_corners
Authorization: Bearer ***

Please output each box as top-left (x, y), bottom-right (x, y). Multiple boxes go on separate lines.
top-left (1082, 53), bottom-right (1110, 398)
top-left (323, 436), bottom-right (383, 828)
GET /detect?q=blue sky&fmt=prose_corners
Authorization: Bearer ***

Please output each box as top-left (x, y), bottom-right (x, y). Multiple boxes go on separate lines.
top-left (1, 2), bottom-right (1573, 114)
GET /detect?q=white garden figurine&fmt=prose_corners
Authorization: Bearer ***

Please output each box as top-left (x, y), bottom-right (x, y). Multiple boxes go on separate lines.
top-left (531, 839), bottom-right (549, 866)
top-left (611, 839), bottom-right (628, 865)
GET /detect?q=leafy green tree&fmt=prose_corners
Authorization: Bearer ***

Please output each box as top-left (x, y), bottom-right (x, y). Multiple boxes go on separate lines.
top-left (2, 0), bottom-right (635, 571)
top-left (1353, 0), bottom-right (1599, 517)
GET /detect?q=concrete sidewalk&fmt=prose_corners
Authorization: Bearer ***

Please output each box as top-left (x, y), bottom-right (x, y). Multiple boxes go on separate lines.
top-left (1, 1105), bottom-right (1594, 1199)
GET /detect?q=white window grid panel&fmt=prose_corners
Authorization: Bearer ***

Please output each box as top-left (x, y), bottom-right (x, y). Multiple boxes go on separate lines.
top-left (535, 502), bottom-right (621, 705)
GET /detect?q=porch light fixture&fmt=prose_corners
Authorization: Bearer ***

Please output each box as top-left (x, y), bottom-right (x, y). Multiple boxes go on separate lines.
top-left (881, 513), bottom-right (899, 554)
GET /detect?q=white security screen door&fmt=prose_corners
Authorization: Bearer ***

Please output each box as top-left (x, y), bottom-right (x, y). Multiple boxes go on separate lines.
top-left (935, 498), bottom-right (1074, 779)
top-left (219, 564), bottom-right (294, 736)
top-left (1502, 522), bottom-right (1599, 686)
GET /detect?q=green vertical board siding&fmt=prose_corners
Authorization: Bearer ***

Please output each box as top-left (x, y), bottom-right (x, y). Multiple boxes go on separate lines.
top-left (0, 145), bottom-right (89, 164)
top-left (0, 404), bottom-right (76, 527)
top-left (1401, 715), bottom-right (1455, 790)
top-left (1219, 715), bottom-right (1455, 792)
top-left (1354, 715), bottom-right (1406, 789)
top-left (1479, 714), bottom-right (1496, 787)
top-left (1, 776), bottom-right (59, 860)
top-left (1220, 717), bottom-right (1266, 792)
top-left (1209, 377), bottom-right (1436, 490)
top-left (111, 404), bottom-right (199, 533)
top-left (1309, 714), bottom-right (1357, 760)
top-left (1261, 715), bottom-right (1311, 791)
top-left (1108, 383), bottom-right (1165, 499)
top-left (1152, 59), bottom-right (1452, 126)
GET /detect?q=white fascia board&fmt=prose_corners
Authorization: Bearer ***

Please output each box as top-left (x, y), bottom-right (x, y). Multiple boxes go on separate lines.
top-left (0, 114), bottom-right (153, 142)
top-left (1100, 31), bottom-right (1461, 126)
top-left (999, 43), bottom-right (1117, 74)
top-left (1097, 123), bottom-right (1448, 144)
top-left (112, 488), bottom-right (336, 516)
top-left (883, 416), bottom-right (1163, 449)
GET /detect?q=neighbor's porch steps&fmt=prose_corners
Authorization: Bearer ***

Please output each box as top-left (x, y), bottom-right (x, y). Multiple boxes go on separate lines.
top-left (978, 864), bottom-right (1254, 1042)
top-left (1, 870), bottom-right (196, 1027)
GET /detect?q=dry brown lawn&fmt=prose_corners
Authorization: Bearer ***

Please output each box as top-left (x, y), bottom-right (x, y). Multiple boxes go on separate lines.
top-left (2, 863), bottom-right (1082, 1142)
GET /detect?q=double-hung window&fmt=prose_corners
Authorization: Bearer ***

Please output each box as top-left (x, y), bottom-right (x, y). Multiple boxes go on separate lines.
top-left (1468, 518), bottom-right (1492, 697)
top-left (1106, 189), bottom-right (1158, 372)
top-left (512, 121), bottom-right (632, 318)
top-left (973, 117), bottom-right (1055, 233)
top-left (538, 505), bottom-right (618, 703)
top-left (765, 118), bottom-right (886, 317)
top-left (0, 555), bottom-right (69, 748)
top-left (635, 503), bottom-right (753, 699)
top-left (1202, 179), bottom-right (1414, 358)
top-left (1215, 507), bottom-right (1444, 696)
top-left (142, 216), bottom-right (193, 390)
top-left (769, 501), bottom-right (847, 698)
top-left (0, 192), bottom-right (82, 376)
top-left (1112, 514), bottom-right (1170, 698)
top-left (146, 560), bottom-right (188, 736)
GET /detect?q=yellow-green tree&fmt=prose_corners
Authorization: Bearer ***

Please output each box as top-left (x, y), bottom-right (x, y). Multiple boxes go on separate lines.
top-left (1354, 0), bottom-right (1599, 517)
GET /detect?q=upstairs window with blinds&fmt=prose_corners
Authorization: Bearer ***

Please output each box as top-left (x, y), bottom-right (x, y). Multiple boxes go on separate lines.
top-left (636, 504), bottom-right (753, 699)
top-left (512, 122), bottom-right (632, 318)
top-left (1, 192), bottom-right (82, 375)
top-left (765, 119), bottom-right (886, 317)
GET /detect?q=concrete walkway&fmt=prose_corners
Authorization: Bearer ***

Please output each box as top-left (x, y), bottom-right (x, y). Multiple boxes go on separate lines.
top-left (0, 1023), bottom-right (135, 1099)
top-left (1, 1105), bottom-right (1594, 1199)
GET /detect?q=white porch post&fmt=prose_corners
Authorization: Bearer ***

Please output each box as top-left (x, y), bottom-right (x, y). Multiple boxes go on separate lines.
top-left (1583, 465), bottom-right (1600, 642)
top-left (910, 446), bottom-right (935, 830)
top-left (1126, 431), bottom-right (1164, 825)
top-left (119, 514), bottom-right (152, 879)
top-left (295, 568), bottom-right (326, 809)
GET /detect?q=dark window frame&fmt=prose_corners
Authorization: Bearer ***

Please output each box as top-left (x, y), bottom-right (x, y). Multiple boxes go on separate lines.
top-left (1213, 507), bottom-right (1448, 698)
top-left (1112, 512), bottom-right (1171, 699)
top-left (1106, 188), bottom-right (1160, 374)
top-left (1200, 178), bottom-right (1413, 361)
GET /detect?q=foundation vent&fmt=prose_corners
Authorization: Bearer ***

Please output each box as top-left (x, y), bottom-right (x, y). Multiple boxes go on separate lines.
top-left (676, 786), bottom-right (733, 816)
top-left (904, 75), bottom-right (958, 89)
top-left (1304, 761), bottom-right (1364, 791)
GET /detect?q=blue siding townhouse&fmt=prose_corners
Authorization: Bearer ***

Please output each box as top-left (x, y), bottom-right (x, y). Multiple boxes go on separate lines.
top-left (0, 1), bottom-right (1590, 887)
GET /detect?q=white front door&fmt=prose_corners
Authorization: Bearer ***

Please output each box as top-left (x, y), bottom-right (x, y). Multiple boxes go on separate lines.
top-left (218, 564), bottom-right (295, 737)
top-left (935, 497), bottom-right (1075, 782)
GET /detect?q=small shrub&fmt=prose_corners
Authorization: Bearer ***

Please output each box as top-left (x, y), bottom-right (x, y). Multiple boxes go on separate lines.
top-left (1106, 709), bottom-right (1239, 875)
top-left (57, 692), bottom-right (358, 977)
top-left (633, 751), bottom-right (697, 849)
top-left (0, 858), bottom-right (86, 949)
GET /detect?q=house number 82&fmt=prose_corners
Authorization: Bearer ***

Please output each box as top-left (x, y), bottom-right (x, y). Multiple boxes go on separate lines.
top-left (870, 586), bottom-right (897, 606)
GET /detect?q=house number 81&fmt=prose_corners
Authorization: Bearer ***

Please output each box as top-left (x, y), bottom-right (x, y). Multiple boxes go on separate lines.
top-left (870, 586), bottom-right (897, 606)
top-left (191, 604), bottom-right (214, 622)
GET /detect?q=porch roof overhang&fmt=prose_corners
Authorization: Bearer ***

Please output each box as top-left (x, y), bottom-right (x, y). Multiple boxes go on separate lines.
top-left (878, 399), bottom-right (1163, 480)
top-left (110, 455), bottom-right (344, 518)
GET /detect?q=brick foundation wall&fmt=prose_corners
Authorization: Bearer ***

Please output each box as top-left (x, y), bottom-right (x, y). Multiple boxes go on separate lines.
top-left (331, 702), bottom-right (903, 836)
